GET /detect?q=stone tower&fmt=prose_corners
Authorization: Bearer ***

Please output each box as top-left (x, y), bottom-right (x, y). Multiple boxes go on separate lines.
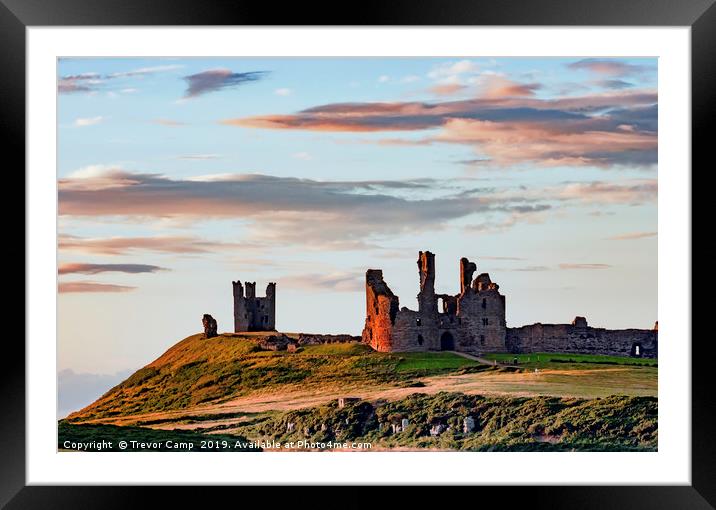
top-left (233, 280), bottom-right (276, 332)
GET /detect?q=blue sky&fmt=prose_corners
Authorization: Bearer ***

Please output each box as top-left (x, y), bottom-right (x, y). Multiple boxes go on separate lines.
top-left (57, 57), bottom-right (657, 376)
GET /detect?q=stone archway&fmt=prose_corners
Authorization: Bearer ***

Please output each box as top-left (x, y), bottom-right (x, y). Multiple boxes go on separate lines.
top-left (440, 331), bottom-right (455, 351)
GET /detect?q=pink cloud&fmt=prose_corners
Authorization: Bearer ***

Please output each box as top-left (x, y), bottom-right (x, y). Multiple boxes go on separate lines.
top-left (606, 231), bottom-right (657, 240)
top-left (428, 83), bottom-right (467, 96)
top-left (58, 263), bottom-right (166, 275)
top-left (58, 234), bottom-right (247, 255)
top-left (219, 88), bottom-right (657, 167)
top-left (58, 281), bottom-right (136, 293)
top-left (559, 263), bottom-right (612, 270)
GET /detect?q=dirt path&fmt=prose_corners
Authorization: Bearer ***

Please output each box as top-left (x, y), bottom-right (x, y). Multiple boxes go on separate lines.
top-left (448, 350), bottom-right (518, 367)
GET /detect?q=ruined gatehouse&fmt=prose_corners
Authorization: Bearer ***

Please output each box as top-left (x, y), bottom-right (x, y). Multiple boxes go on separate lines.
top-left (361, 251), bottom-right (658, 358)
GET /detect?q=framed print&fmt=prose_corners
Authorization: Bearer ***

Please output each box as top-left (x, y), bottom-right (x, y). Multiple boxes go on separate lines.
top-left (5, 0), bottom-right (712, 506)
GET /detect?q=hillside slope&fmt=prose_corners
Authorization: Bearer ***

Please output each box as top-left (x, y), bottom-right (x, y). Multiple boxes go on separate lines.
top-left (67, 333), bottom-right (484, 422)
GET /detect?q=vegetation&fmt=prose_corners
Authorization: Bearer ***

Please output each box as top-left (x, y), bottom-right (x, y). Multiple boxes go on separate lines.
top-left (229, 392), bottom-right (657, 452)
top-left (67, 334), bottom-right (483, 421)
top-left (58, 420), bottom-right (258, 451)
top-left (61, 333), bottom-right (658, 452)
top-left (481, 352), bottom-right (657, 368)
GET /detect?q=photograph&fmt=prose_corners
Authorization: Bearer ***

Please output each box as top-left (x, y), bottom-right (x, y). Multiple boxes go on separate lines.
top-left (56, 55), bottom-right (659, 453)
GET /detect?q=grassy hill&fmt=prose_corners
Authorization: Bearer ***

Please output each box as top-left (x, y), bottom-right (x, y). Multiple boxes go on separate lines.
top-left (67, 333), bottom-right (486, 422)
top-left (62, 332), bottom-right (658, 451)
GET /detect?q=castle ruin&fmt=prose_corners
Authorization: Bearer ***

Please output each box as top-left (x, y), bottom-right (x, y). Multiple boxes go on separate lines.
top-left (362, 251), bottom-right (506, 353)
top-left (362, 251), bottom-right (658, 358)
top-left (232, 280), bottom-right (276, 332)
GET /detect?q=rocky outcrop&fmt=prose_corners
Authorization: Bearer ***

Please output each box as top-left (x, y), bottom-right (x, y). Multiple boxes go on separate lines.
top-left (202, 314), bottom-right (218, 339)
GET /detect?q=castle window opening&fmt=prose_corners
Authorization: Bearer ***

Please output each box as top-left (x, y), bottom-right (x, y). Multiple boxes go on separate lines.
top-left (482, 298), bottom-right (487, 309)
top-left (482, 318), bottom-right (489, 326)
top-left (417, 334), bottom-right (424, 346)
top-left (416, 318), bottom-right (421, 327)
top-left (480, 335), bottom-right (485, 346)
top-left (631, 342), bottom-right (643, 357)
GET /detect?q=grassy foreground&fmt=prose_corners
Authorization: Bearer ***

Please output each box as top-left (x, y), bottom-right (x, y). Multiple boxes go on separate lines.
top-left (481, 352), bottom-right (657, 368)
top-left (230, 392), bottom-right (658, 451)
top-left (61, 392), bottom-right (657, 452)
top-left (58, 420), bottom-right (259, 451)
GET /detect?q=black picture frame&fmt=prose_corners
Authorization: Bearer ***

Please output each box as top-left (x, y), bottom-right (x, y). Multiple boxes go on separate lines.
top-left (3, 0), bottom-right (711, 506)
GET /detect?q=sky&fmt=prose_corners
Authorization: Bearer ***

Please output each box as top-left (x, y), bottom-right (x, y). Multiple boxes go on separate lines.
top-left (57, 56), bottom-right (657, 380)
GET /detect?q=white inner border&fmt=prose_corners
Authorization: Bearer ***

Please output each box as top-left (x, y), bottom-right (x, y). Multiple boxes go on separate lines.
top-left (27, 27), bottom-right (691, 485)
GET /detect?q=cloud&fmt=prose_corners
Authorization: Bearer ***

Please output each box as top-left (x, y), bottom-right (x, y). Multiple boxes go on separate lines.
top-left (152, 118), bottom-right (186, 127)
top-left (378, 75), bottom-right (390, 83)
top-left (454, 158), bottom-right (492, 166)
top-left (74, 116), bottom-right (104, 127)
top-left (58, 65), bottom-right (183, 95)
top-left (279, 272), bottom-right (364, 292)
top-left (58, 234), bottom-right (248, 256)
top-left (428, 83), bottom-right (467, 96)
top-left (555, 180), bottom-right (657, 204)
top-left (511, 265), bottom-right (551, 272)
top-left (558, 263), bottom-right (612, 270)
top-left (182, 68), bottom-right (267, 98)
top-left (427, 59), bottom-right (480, 82)
top-left (478, 75), bottom-right (541, 99)
top-left (58, 263), bottom-right (167, 275)
top-left (176, 154), bottom-right (221, 160)
top-left (58, 281), bottom-right (137, 293)
top-left (275, 88), bottom-right (292, 96)
top-left (58, 169), bottom-right (546, 245)
top-left (465, 204), bottom-right (551, 234)
top-left (58, 73), bottom-right (103, 94)
top-left (108, 64), bottom-right (183, 78)
top-left (594, 79), bottom-right (634, 90)
top-left (221, 88), bottom-right (657, 167)
top-left (606, 231), bottom-right (657, 240)
top-left (477, 256), bottom-right (526, 261)
top-left (292, 152), bottom-right (312, 160)
top-left (58, 169), bottom-right (656, 248)
top-left (567, 59), bottom-right (652, 77)
top-left (435, 117), bottom-right (657, 167)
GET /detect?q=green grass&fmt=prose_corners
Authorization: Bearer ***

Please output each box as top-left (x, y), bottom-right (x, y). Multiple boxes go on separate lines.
top-left (394, 352), bottom-right (480, 373)
top-left (481, 352), bottom-right (657, 368)
top-left (229, 392), bottom-right (657, 452)
top-left (297, 343), bottom-right (373, 356)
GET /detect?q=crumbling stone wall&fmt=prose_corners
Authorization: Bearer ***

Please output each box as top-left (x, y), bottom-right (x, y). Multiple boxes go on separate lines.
top-left (297, 333), bottom-right (362, 345)
top-left (360, 250), bottom-right (655, 358)
top-left (362, 270), bottom-right (400, 352)
top-left (233, 280), bottom-right (276, 332)
top-left (506, 318), bottom-right (658, 358)
top-left (362, 251), bottom-right (507, 353)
